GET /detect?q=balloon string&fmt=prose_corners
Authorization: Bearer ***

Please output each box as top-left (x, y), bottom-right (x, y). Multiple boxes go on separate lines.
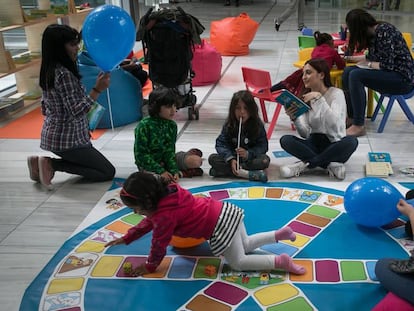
top-left (105, 88), bottom-right (114, 131)
top-left (237, 117), bottom-right (242, 171)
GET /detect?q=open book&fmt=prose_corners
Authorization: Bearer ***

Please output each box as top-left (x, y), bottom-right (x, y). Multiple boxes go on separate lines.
top-left (275, 89), bottom-right (310, 119)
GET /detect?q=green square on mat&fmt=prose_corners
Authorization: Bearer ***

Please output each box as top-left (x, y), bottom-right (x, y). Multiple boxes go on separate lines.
top-left (194, 258), bottom-right (221, 279)
top-left (122, 213), bottom-right (143, 225)
top-left (307, 205), bottom-right (341, 219)
top-left (268, 297), bottom-right (314, 311)
top-left (340, 261), bottom-right (367, 281)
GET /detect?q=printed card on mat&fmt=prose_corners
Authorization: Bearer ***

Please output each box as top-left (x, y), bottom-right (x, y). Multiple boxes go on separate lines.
top-left (275, 89), bottom-right (310, 119)
top-left (87, 102), bottom-right (106, 131)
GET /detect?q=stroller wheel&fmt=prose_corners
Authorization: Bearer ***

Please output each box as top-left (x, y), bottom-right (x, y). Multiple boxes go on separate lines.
top-left (190, 94), bottom-right (197, 105)
top-left (187, 106), bottom-right (200, 120)
top-left (188, 106), bottom-right (194, 120)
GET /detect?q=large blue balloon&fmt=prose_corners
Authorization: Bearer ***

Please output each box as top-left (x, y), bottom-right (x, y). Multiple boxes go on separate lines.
top-left (82, 5), bottom-right (135, 72)
top-left (344, 177), bottom-right (402, 227)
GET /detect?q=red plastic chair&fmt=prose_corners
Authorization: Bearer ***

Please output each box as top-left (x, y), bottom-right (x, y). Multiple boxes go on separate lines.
top-left (241, 66), bottom-right (286, 139)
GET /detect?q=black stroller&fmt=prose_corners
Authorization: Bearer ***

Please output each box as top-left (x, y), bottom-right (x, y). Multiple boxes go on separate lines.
top-left (137, 7), bottom-right (205, 120)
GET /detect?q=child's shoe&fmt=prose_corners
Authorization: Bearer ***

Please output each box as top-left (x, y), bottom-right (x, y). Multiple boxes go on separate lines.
top-left (327, 162), bottom-right (346, 180)
top-left (181, 168), bottom-right (203, 178)
top-left (187, 148), bottom-right (203, 157)
top-left (27, 156), bottom-right (40, 182)
top-left (38, 157), bottom-right (55, 190)
top-left (209, 168), bottom-right (216, 177)
top-left (248, 170), bottom-right (268, 182)
top-left (389, 256), bottom-right (414, 274)
top-left (280, 161), bottom-right (308, 178)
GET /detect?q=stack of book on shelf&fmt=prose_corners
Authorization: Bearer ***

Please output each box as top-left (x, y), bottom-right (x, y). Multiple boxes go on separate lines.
top-left (365, 152), bottom-right (393, 177)
top-left (0, 93), bottom-right (25, 118)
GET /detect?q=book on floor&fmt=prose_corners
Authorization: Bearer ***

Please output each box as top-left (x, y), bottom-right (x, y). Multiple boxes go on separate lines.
top-left (368, 152), bottom-right (392, 163)
top-left (365, 152), bottom-right (393, 177)
top-left (275, 89), bottom-right (310, 119)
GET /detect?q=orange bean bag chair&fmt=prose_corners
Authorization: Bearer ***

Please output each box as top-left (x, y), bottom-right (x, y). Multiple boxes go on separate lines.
top-left (210, 13), bottom-right (259, 56)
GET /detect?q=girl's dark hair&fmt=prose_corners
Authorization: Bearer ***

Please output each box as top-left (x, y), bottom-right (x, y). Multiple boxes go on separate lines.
top-left (226, 90), bottom-right (261, 138)
top-left (148, 87), bottom-right (181, 117)
top-left (304, 58), bottom-right (332, 88)
top-left (39, 24), bottom-right (81, 90)
top-left (345, 8), bottom-right (377, 53)
top-left (120, 171), bottom-right (170, 212)
top-left (314, 31), bottom-right (333, 47)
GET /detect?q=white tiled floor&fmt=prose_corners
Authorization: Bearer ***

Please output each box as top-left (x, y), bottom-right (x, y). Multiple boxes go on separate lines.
top-left (1, 1), bottom-right (414, 310)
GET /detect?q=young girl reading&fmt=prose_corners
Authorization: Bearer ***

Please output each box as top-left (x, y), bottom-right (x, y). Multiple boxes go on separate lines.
top-left (105, 171), bottom-right (306, 276)
top-left (208, 90), bottom-right (270, 182)
top-left (134, 87), bottom-right (203, 183)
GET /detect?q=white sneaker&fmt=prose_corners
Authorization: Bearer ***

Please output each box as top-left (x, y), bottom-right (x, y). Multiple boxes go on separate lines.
top-left (280, 162), bottom-right (308, 178)
top-left (327, 162), bottom-right (345, 180)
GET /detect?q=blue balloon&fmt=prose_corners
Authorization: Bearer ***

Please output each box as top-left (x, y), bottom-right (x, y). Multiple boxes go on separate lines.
top-left (344, 177), bottom-right (402, 227)
top-left (82, 5), bottom-right (135, 72)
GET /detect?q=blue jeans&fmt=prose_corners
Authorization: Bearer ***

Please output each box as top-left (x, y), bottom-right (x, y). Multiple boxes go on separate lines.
top-left (342, 66), bottom-right (414, 126)
top-left (280, 133), bottom-right (358, 169)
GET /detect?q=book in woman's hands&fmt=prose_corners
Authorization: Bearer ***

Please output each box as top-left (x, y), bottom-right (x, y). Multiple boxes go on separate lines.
top-left (275, 89), bottom-right (310, 119)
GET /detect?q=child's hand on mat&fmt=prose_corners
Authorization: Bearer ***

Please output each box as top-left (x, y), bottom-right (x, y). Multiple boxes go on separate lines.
top-left (104, 237), bottom-right (125, 247)
top-left (132, 264), bottom-right (149, 276)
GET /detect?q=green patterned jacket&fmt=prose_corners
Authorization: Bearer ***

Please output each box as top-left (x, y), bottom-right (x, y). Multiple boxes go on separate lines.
top-left (134, 116), bottom-right (179, 175)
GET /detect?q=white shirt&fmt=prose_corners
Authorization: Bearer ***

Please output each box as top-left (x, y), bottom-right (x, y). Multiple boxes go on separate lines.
top-left (294, 87), bottom-right (346, 142)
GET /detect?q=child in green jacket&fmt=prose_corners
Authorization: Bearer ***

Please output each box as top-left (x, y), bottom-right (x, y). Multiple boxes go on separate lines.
top-left (134, 87), bottom-right (203, 183)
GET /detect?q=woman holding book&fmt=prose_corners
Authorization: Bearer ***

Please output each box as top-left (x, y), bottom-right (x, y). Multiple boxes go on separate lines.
top-left (279, 58), bottom-right (358, 180)
top-left (27, 24), bottom-right (115, 190)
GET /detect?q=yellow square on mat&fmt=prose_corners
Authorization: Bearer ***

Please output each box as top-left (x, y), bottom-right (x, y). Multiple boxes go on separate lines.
top-left (47, 278), bottom-right (84, 294)
top-left (254, 283), bottom-right (299, 306)
top-left (75, 240), bottom-right (105, 253)
top-left (248, 187), bottom-right (265, 198)
top-left (283, 233), bottom-right (310, 247)
top-left (91, 256), bottom-right (124, 277)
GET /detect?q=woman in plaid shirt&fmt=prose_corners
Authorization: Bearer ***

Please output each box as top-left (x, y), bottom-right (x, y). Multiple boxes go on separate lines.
top-left (27, 24), bottom-right (115, 190)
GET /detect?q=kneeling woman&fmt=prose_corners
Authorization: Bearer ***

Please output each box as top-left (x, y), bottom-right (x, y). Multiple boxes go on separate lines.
top-left (279, 58), bottom-right (358, 180)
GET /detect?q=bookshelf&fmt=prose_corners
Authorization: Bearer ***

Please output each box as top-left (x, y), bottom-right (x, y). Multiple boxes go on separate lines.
top-left (0, 0), bottom-right (91, 117)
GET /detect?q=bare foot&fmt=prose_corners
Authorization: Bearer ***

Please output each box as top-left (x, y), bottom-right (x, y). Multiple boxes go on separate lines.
top-left (346, 125), bottom-right (366, 137)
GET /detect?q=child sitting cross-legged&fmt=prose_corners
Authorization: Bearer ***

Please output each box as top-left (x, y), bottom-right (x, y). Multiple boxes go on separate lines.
top-left (105, 171), bottom-right (306, 276)
top-left (208, 90), bottom-right (270, 182)
top-left (134, 87), bottom-right (203, 183)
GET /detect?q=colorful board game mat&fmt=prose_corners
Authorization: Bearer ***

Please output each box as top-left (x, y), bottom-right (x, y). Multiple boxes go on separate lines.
top-left (20, 180), bottom-right (413, 311)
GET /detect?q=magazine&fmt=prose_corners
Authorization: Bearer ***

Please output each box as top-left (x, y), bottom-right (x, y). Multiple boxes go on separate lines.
top-left (275, 89), bottom-right (310, 119)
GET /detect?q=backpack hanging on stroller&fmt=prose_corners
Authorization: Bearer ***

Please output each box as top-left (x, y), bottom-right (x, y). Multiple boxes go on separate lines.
top-left (137, 7), bottom-right (205, 120)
